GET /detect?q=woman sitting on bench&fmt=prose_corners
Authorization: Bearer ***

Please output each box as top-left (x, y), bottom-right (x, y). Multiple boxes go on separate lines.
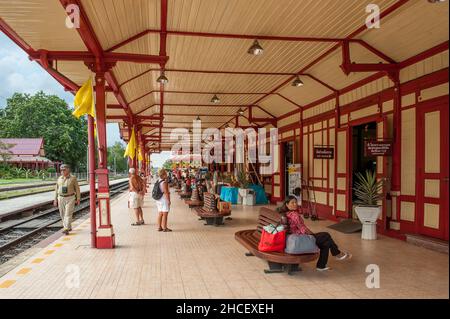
top-left (280, 196), bottom-right (352, 271)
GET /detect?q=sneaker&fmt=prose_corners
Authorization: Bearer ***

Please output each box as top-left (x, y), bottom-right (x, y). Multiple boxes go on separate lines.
top-left (336, 252), bottom-right (352, 261)
top-left (316, 267), bottom-right (332, 272)
top-left (62, 229), bottom-right (69, 235)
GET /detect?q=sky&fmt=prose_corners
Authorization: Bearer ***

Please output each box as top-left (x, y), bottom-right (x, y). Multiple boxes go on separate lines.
top-left (0, 32), bottom-right (121, 146)
top-left (0, 32), bottom-right (171, 167)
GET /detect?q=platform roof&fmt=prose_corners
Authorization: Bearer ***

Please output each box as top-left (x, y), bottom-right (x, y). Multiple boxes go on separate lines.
top-left (0, 0), bottom-right (448, 152)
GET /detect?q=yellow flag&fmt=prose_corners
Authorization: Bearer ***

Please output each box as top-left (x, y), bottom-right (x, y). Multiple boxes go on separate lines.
top-left (138, 147), bottom-right (144, 162)
top-left (124, 128), bottom-right (137, 159)
top-left (73, 77), bottom-right (95, 119)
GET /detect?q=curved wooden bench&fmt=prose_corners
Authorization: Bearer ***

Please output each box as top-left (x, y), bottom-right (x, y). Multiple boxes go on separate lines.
top-left (235, 207), bottom-right (318, 274)
top-left (179, 192), bottom-right (192, 199)
top-left (195, 207), bottom-right (231, 226)
top-left (185, 199), bottom-right (204, 208)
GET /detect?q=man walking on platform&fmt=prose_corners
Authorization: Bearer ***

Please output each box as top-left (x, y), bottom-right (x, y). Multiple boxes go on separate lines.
top-left (54, 164), bottom-right (81, 235)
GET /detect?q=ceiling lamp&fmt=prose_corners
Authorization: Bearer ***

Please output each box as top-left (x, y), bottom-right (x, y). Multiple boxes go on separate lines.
top-left (196, 115), bottom-right (201, 121)
top-left (156, 71), bottom-right (169, 84)
top-left (247, 40), bottom-right (264, 56)
top-left (292, 75), bottom-right (304, 87)
top-left (238, 108), bottom-right (245, 115)
top-left (211, 94), bottom-right (220, 104)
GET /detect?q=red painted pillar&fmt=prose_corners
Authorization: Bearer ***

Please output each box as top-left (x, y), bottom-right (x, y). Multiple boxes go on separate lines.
top-left (390, 77), bottom-right (402, 222)
top-left (87, 115), bottom-right (97, 248)
top-left (94, 71), bottom-right (115, 249)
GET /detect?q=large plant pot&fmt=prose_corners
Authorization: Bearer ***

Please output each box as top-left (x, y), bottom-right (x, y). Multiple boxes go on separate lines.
top-left (355, 206), bottom-right (381, 240)
top-left (238, 188), bottom-right (250, 204)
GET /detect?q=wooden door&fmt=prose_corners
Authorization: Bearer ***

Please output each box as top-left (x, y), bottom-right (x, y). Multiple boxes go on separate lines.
top-left (417, 101), bottom-right (449, 240)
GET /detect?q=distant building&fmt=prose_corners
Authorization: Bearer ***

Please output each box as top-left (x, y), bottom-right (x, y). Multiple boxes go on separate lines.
top-left (0, 138), bottom-right (56, 170)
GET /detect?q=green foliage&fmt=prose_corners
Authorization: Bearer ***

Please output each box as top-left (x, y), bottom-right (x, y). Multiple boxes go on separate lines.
top-left (162, 160), bottom-right (173, 170)
top-left (236, 170), bottom-right (250, 188)
top-left (0, 163), bottom-right (51, 180)
top-left (107, 142), bottom-right (128, 173)
top-left (0, 141), bottom-right (13, 162)
top-left (353, 170), bottom-right (384, 206)
top-left (0, 91), bottom-right (88, 171)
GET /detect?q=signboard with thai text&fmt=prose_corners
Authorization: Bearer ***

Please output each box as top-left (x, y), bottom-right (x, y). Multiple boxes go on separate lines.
top-left (365, 140), bottom-right (393, 156)
top-left (313, 147), bottom-right (334, 159)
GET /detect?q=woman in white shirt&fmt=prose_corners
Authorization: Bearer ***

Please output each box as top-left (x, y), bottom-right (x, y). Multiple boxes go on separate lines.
top-left (156, 169), bottom-right (172, 232)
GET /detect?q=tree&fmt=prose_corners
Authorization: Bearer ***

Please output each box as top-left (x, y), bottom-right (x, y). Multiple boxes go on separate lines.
top-left (0, 92), bottom-right (88, 170)
top-left (162, 159), bottom-right (173, 170)
top-left (0, 140), bottom-right (12, 162)
top-left (107, 142), bottom-right (128, 173)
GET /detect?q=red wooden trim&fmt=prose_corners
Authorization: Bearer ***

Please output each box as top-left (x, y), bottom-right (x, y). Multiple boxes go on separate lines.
top-left (301, 93), bottom-right (337, 112)
top-left (302, 110), bottom-right (335, 126)
top-left (0, 17), bottom-right (33, 53)
top-left (400, 41), bottom-right (449, 69)
top-left (107, 29), bottom-right (353, 52)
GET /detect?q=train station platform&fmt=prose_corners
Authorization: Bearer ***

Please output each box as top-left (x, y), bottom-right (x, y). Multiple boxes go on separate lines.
top-left (0, 178), bottom-right (129, 219)
top-left (0, 188), bottom-right (448, 299)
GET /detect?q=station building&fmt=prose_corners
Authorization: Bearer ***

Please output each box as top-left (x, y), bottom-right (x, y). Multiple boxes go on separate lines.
top-left (0, 138), bottom-right (54, 170)
top-left (0, 0), bottom-right (448, 248)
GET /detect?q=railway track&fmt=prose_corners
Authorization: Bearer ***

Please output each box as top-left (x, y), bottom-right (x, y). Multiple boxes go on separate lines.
top-left (0, 180), bottom-right (129, 264)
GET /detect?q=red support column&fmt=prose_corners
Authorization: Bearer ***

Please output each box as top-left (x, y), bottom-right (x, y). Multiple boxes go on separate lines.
top-left (87, 115), bottom-right (97, 248)
top-left (390, 74), bottom-right (402, 223)
top-left (94, 71), bottom-right (115, 249)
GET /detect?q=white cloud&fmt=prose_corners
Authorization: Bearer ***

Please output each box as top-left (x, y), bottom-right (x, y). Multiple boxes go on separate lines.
top-left (0, 33), bottom-right (121, 146)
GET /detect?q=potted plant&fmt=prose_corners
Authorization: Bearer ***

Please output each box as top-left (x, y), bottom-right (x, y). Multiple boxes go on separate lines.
top-left (353, 170), bottom-right (384, 240)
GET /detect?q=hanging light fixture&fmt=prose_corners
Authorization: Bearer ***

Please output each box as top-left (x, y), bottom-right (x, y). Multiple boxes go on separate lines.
top-left (156, 71), bottom-right (169, 84)
top-left (196, 115), bottom-right (201, 121)
top-left (211, 94), bottom-right (220, 104)
top-left (292, 75), bottom-right (304, 87)
top-left (238, 108), bottom-right (245, 115)
top-left (247, 40), bottom-right (264, 56)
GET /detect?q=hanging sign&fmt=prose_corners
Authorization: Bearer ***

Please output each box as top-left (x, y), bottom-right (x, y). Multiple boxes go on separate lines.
top-left (365, 140), bottom-right (393, 156)
top-left (313, 147), bottom-right (334, 159)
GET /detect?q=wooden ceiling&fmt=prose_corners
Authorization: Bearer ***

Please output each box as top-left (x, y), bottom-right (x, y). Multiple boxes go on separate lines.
top-left (0, 0), bottom-right (448, 151)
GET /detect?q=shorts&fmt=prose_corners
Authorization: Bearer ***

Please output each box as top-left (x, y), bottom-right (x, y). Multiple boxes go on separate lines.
top-left (129, 192), bottom-right (143, 209)
top-left (156, 197), bottom-right (170, 213)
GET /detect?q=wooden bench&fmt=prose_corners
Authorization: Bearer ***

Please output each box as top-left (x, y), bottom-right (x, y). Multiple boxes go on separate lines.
top-left (195, 207), bottom-right (231, 226)
top-left (179, 191), bottom-right (192, 199)
top-left (235, 207), bottom-right (319, 275)
top-left (185, 199), bottom-right (204, 208)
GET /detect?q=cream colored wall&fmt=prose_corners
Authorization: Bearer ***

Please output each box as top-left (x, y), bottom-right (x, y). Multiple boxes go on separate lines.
top-left (278, 113), bottom-right (300, 128)
top-left (340, 77), bottom-right (393, 106)
top-left (400, 50), bottom-right (449, 83)
top-left (400, 108), bottom-right (416, 197)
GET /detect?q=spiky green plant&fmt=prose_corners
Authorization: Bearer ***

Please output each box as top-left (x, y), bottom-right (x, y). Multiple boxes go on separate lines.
top-left (236, 170), bottom-right (250, 189)
top-left (353, 170), bottom-right (384, 206)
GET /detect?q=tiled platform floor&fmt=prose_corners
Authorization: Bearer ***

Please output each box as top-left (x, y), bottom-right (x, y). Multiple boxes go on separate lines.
top-left (0, 188), bottom-right (448, 299)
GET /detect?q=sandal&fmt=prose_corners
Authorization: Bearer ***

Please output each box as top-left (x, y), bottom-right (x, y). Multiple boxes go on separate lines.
top-left (157, 227), bottom-right (164, 232)
top-left (131, 223), bottom-right (140, 226)
top-left (163, 228), bottom-right (172, 232)
top-left (139, 220), bottom-right (145, 225)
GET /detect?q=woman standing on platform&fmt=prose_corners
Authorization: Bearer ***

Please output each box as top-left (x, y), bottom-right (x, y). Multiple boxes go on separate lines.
top-left (155, 169), bottom-right (172, 232)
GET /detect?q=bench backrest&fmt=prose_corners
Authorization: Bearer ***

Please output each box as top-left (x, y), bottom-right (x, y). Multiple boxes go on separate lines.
top-left (256, 207), bottom-right (282, 234)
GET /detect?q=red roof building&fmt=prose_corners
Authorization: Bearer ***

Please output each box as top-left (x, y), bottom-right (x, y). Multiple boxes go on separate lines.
top-left (0, 138), bottom-right (54, 170)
